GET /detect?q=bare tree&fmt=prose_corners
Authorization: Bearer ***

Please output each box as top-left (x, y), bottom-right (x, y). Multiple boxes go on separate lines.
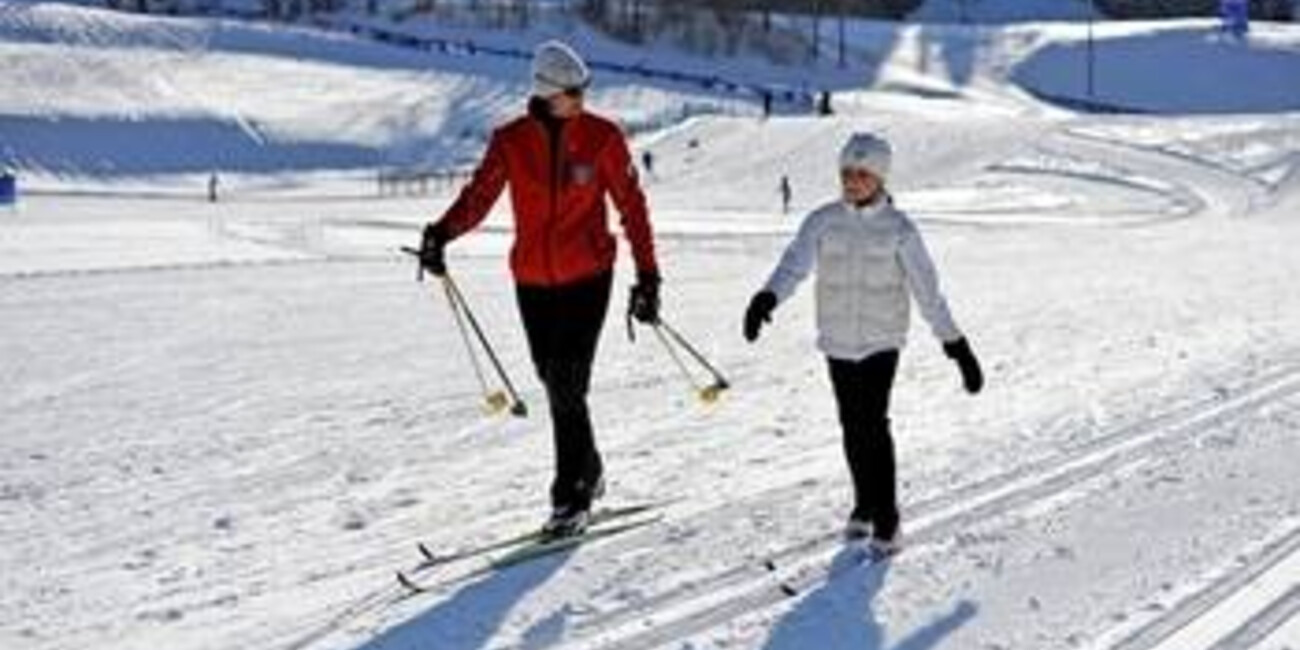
top-left (810, 0), bottom-right (822, 61)
top-left (837, 0), bottom-right (846, 67)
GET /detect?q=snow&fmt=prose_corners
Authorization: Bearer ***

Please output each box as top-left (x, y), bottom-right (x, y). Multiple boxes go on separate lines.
top-left (3, 3), bottom-right (1300, 650)
top-left (0, 2), bottom-right (746, 180)
top-left (1013, 21), bottom-right (1300, 113)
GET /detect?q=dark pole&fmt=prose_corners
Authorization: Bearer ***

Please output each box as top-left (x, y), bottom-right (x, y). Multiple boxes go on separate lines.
top-left (812, 0), bottom-right (821, 61)
top-left (632, 0), bottom-right (642, 41)
top-left (837, 0), bottom-right (846, 68)
top-left (1087, 0), bottom-right (1096, 100)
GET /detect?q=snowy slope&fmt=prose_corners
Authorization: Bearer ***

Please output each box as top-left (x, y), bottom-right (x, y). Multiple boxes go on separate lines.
top-left (5, 2), bottom-right (1300, 191)
top-left (0, 2), bottom-right (742, 181)
top-left (1013, 20), bottom-right (1300, 113)
top-left (4, 118), bottom-right (1300, 650)
top-left (4, 4), bottom-right (1300, 650)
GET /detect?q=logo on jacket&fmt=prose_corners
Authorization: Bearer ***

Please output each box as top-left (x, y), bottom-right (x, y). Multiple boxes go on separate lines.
top-left (570, 163), bottom-right (595, 185)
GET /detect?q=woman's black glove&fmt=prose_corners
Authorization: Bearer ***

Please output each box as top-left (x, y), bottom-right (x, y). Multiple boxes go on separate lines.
top-left (743, 291), bottom-right (777, 342)
top-left (943, 337), bottom-right (984, 394)
top-left (629, 271), bottom-right (661, 324)
top-left (419, 223), bottom-right (448, 276)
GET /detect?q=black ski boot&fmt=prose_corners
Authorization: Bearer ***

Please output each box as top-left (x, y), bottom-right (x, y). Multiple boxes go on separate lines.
top-left (542, 475), bottom-right (605, 539)
top-left (542, 505), bottom-right (591, 538)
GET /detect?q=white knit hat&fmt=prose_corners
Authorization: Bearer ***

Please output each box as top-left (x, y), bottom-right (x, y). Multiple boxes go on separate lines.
top-left (839, 132), bottom-right (892, 181)
top-left (532, 40), bottom-right (591, 98)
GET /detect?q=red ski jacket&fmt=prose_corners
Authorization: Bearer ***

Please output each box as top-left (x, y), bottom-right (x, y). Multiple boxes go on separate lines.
top-left (434, 107), bottom-right (658, 287)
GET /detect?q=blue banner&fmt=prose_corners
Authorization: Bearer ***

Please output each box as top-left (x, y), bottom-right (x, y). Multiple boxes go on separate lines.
top-left (0, 172), bottom-right (15, 206)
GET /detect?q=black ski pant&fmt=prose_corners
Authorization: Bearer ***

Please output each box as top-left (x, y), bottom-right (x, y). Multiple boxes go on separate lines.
top-left (828, 350), bottom-right (901, 538)
top-left (516, 271), bottom-right (612, 511)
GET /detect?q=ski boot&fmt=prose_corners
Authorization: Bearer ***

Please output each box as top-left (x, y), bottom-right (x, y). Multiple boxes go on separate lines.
top-left (541, 505), bottom-right (591, 539)
top-left (844, 517), bottom-right (873, 542)
top-left (541, 475), bottom-right (605, 539)
top-left (866, 527), bottom-right (903, 561)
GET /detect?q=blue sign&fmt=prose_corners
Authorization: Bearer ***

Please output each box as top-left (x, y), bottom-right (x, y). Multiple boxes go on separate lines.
top-left (0, 172), bottom-right (15, 206)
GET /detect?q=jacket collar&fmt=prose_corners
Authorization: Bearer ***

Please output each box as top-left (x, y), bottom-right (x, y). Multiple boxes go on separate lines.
top-left (843, 192), bottom-right (890, 218)
top-left (528, 96), bottom-right (575, 137)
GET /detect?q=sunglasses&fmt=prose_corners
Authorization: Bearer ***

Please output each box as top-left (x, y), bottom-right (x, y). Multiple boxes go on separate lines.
top-left (537, 71), bottom-right (590, 99)
top-left (840, 168), bottom-right (879, 181)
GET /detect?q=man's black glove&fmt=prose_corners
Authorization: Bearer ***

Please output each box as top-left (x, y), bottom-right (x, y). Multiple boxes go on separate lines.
top-left (743, 290), bottom-right (777, 342)
top-left (419, 223), bottom-right (448, 276)
top-left (629, 271), bottom-right (661, 324)
top-left (943, 337), bottom-right (984, 394)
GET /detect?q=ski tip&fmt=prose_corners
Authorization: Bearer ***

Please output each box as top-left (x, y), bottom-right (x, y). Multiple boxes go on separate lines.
top-left (396, 571), bottom-right (425, 594)
top-left (417, 542), bottom-right (436, 562)
top-left (779, 582), bottom-right (799, 598)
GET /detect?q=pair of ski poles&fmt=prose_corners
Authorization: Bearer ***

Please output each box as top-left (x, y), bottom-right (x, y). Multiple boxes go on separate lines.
top-left (628, 312), bottom-right (730, 404)
top-left (403, 247), bottom-right (528, 418)
top-left (404, 247), bottom-right (729, 413)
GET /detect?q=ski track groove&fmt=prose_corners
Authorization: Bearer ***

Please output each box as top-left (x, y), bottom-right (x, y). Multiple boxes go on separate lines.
top-left (281, 583), bottom-right (405, 650)
top-left (274, 356), bottom-right (1300, 650)
top-left (1051, 149), bottom-right (1210, 221)
top-left (1209, 585), bottom-right (1300, 650)
top-left (1108, 526), bottom-right (1300, 650)
top-left (534, 359), bottom-right (1300, 650)
top-left (1055, 128), bottom-right (1264, 221)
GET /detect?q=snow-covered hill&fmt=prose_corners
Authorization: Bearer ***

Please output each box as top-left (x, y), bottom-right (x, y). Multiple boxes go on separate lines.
top-left (4, 1), bottom-right (1300, 189)
top-left (0, 2), bottom-right (742, 182)
top-left (3, 4), bottom-right (1300, 650)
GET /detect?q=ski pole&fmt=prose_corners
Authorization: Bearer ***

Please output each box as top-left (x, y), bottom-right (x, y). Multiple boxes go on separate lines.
top-left (642, 318), bottom-right (729, 404)
top-left (651, 323), bottom-right (719, 404)
top-left (401, 247), bottom-right (528, 418)
top-left (441, 274), bottom-right (528, 417)
top-left (440, 275), bottom-right (502, 414)
top-left (656, 318), bottom-right (730, 403)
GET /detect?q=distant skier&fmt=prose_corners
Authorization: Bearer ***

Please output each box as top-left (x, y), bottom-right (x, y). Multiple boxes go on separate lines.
top-left (417, 40), bottom-right (662, 538)
top-left (818, 90), bottom-right (833, 116)
top-left (743, 133), bottom-right (983, 558)
top-left (779, 175), bottom-right (792, 214)
top-left (207, 172), bottom-right (219, 203)
top-left (641, 149), bottom-right (655, 178)
top-left (1221, 0), bottom-right (1249, 40)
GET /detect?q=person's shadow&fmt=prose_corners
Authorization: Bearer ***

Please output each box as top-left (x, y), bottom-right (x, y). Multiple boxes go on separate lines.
top-left (353, 550), bottom-right (573, 650)
top-left (762, 548), bottom-right (978, 650)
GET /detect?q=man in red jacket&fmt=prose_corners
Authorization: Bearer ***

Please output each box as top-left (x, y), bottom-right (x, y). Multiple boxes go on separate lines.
top-left (418, 40), bottom-right (661, 537)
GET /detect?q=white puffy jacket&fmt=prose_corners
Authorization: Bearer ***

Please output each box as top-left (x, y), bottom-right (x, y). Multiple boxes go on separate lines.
top-left (763, 197), bottom-right (962, 361)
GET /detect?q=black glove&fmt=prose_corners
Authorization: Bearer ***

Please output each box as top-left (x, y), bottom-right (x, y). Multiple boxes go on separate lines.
top-left (419, 222), bottom-right (448, 276)
top-left (629, 271), bottom-right (661, 324)
top-left (943, 337), bottom-right (984, 395)
top-left (743, 290), bottom-right (777, 342)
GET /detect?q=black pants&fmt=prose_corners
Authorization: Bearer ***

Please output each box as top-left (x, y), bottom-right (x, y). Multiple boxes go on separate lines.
top-left (516, 272), bottom-right (612, 511)
top-left (828, 350), bottom-right (901, 538)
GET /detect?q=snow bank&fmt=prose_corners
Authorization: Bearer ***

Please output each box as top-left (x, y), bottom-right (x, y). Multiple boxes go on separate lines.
top-left (1013, 21), bottom-right (1300, 113)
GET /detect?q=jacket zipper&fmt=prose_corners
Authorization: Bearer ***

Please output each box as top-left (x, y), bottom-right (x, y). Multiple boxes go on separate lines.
top-left (545, 121), bottom-right (564, 285)
top-left (853, 208), bottom-right (866, 343)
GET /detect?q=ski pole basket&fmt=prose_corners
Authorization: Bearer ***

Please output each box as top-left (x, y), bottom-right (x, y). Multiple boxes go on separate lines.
top-left (649, 317), bottom-right (730, 405)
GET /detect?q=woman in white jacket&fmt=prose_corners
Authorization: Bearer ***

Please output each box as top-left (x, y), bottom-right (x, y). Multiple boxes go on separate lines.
top-left (743, 132), bottom-right (983, 557)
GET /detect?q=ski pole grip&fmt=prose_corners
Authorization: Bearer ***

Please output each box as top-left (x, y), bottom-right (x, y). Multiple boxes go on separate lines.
top-left (399, 246), bottom-right (424, 282)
